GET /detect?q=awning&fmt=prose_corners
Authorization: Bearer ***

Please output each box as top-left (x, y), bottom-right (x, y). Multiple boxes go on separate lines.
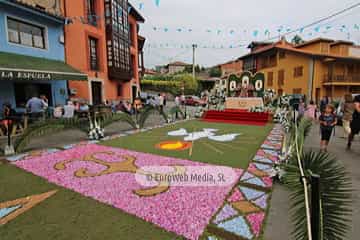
top-left (0, 52), bottom-right (88, 81)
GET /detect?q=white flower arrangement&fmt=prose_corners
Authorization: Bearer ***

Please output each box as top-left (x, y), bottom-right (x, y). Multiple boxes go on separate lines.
top-left (88, 117), bottom-right (105, 140)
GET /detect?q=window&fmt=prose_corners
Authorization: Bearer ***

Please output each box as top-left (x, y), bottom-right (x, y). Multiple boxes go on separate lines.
top-left (294, 66), bottom-right (303, 78)
top-left (293, 88), bottom-right (302, 94)
top-left (278, 70), bottom-right (285, 85)
top-left (89, 37), bottom-right (99, 70)
top-left (269, 54), bottom-right (277, 67)
top-left (129, 24), bottom-right (135, 46)
top-left (105, 0), bottom-right (132, 78)
top-left (86, 0), bottom-right (97, 26)
top-left (7, 17), bottom-right (46, 49)
top-left (117, 84), bottom-right (122, 96)
top-left (267, 72), bottom-right (274, 86)
top-left (279, 51), bottom-right (286, 59)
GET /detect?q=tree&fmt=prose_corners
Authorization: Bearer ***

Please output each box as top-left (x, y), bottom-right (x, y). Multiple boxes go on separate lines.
top-left (173, 73), bottom-right (199, 94)
top-left (184, 65), bottom-right (201, 73)
top-left (291, 35), bottom-right (305, 45)
top-left (209, 67), bottom-right (222, 77)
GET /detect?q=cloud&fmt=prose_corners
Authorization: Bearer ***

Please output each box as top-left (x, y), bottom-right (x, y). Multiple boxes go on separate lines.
top-left (132, 0), bottom-right (360, 68)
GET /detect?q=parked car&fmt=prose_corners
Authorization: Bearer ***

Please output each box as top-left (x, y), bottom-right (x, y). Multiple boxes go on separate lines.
top-left (182, 96), bottom-right (206, 106)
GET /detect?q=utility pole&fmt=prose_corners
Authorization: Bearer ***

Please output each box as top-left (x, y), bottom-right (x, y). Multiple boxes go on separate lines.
top-left (192, 44), bottom-right (197, 80)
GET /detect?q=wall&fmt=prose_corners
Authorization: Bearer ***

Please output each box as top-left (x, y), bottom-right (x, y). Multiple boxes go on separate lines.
top-left (0, 3), bottom-right (64, 60)
top-left (168, 65), bottom-right (186, 75)
top-left (65, 0), bottom-right (142, 103)
top-left (297, 42), bottom-right (322, 53)
top-left (221, 60), bottom-right (243, 76)
top-left (261, 51), bottom-right (311, 96)
top-left (0, 2), bottom-right (67, 109)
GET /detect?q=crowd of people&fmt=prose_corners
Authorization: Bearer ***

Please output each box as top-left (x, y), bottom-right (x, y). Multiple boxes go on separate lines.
top-left (296, 94), bottom-right (360, 152)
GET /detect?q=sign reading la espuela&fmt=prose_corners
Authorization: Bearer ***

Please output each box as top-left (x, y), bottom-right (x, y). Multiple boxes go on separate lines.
top-left (0, 71), bottom-right (52, 80)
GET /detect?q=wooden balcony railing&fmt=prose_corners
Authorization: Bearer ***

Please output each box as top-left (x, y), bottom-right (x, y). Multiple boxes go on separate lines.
top-left (323, 74), bottom-right (360, 84)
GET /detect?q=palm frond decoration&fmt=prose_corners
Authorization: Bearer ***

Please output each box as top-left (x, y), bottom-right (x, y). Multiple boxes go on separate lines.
top-left (14, 118), bottom-right (88, 153)
top-left (169, 106), bottom-right (185, 119)
top-left (282, 151), bottom-right (352, 240)
top-left (138, 106), bottom-right (168, 129)
top-left (286, 117), bottom-right (313, 159)
top-left (98, 112), bottom-right (137, 130)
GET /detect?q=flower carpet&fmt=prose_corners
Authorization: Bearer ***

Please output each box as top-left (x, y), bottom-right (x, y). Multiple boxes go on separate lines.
top-left (10, 144), bottom-right (243, 240)
top-left (2, 120), bottom-right (284, 240)
top-left (205, 124), bottom-right (284, 240)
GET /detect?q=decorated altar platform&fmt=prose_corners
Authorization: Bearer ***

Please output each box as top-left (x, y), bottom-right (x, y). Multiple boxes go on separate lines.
top-left (202, 97), bottom-right (269, 126)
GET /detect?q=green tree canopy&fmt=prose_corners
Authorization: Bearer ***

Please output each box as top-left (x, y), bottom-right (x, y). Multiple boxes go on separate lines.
top-left (209, 67), bottom-right (222, 77)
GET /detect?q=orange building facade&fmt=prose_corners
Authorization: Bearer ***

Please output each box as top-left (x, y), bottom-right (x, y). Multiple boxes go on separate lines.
top-left (63, 0), bottom-right (145, 105)
top-left (240, 38), bottom-right (360, 102)
top-left (218, 59), bottom-right (243, 77)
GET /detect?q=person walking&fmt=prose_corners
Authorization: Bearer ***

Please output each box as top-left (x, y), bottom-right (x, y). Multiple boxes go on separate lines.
top-left (341, 94), bottom-right (354, 139)
top-left (158, 94), bottom-right (164, 112)
top-left (319, 104), bottom-right (337, 152)
top-left (347, 95), bottom-right (360, 150)
top-left (305, 100), bottom-right (317, 120)
top-left (320, 96), bottom-right (329, 113)
top-left (298, 98), bottom-right (305, 120)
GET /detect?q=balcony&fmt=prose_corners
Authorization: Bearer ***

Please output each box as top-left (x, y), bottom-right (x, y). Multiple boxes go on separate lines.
top-left (323, 74), bottom-right (360, 85)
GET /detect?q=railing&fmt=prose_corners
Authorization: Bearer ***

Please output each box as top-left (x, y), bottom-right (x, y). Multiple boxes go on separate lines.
top-left (323, 74), bottom-right (360, 83)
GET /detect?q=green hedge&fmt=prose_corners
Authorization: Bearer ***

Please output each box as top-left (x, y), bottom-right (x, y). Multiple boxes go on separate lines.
top-left (141, 74), bottom-right (199, 95)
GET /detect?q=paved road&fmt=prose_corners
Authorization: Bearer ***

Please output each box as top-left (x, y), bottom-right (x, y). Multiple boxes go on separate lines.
top-left (265, 124), bottom-right (360, 240)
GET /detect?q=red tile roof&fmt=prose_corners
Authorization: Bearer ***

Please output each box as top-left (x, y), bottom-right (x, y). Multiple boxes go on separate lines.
top-left (238, 39), bottom-right (360, 61)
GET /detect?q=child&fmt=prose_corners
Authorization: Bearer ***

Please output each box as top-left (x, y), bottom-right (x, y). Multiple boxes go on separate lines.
top-left (319, 104), bottom-right (337, 152)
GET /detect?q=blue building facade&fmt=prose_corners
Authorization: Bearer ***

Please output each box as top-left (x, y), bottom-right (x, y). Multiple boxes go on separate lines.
top-left (0, 0), bottom-right (69, 111)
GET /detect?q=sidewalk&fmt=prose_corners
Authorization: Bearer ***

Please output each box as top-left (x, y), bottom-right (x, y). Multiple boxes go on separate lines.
top-left (265, 124), bottom-right (360, 240)
top-left (0, 103), bottom-right (193, 154)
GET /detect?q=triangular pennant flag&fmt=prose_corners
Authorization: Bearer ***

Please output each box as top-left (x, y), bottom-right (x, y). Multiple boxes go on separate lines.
top-left (0, 190), bottom-right (57, 225)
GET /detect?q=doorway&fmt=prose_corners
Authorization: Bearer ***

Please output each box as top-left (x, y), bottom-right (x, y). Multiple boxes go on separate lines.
top-left (132, 85), bottom-right (137, 103)
top-left (91, 81), bottom-right (102, 105)
top-left (14, 82), bottom-right (53, 107)
top-left (315, 88), bottom-right (321, 104)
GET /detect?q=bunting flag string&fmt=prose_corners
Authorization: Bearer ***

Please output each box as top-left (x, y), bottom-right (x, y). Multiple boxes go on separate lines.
top-left (145, 23), bottom-right (360, 38)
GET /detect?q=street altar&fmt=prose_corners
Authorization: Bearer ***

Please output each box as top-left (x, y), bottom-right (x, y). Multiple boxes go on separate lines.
top-left (225, 97), bottom-right (264, 110)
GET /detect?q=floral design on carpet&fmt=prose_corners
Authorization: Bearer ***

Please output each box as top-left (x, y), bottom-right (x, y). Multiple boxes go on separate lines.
top-left (210, 183), bottom-right (270, 239)
top-left (239, 171), bottom-right (273, 189)
top-left (253, 149), bottom-right (279, 164)
top-left (155, 141), bottom-right (192, 151)
top-left (0, 190), bottom-right (57, 225)
top-left (207, 124), bottom-right (283, 240)
top-left (12, 144), bottom-right (242, 240)
top-left (260, 140), bottom-right (282, 151)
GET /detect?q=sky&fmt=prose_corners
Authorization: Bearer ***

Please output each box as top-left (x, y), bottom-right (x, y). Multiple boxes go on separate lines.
top-left (129, 0), bottom-right (360, 69)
